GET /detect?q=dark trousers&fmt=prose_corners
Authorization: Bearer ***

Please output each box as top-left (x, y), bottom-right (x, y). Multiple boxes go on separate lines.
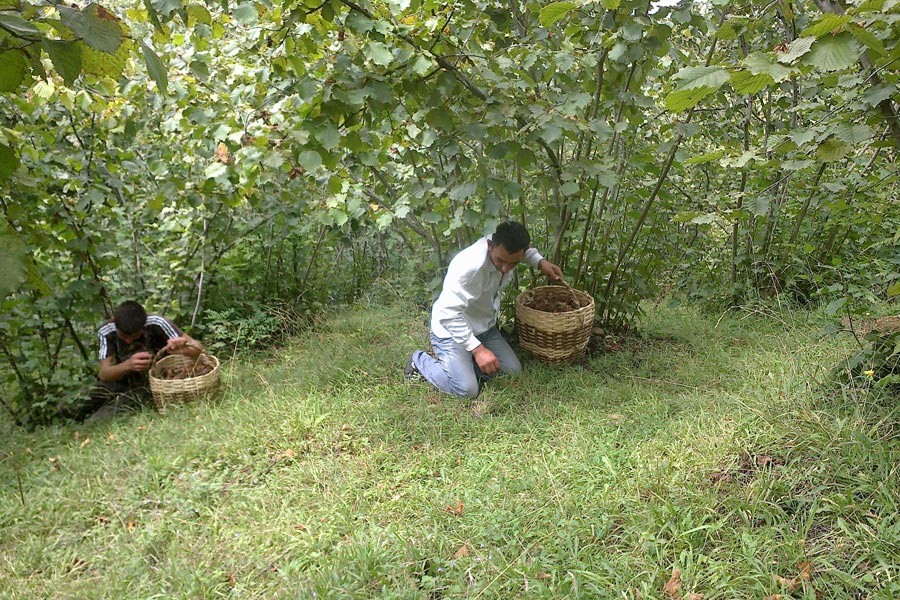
top-left (66, 378), bottom-right (152, 422)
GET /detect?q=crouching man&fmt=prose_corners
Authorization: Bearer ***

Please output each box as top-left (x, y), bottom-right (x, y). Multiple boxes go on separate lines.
top-left (405, 222), bottom-right (563, 398)
top-left (68, 300), bottom-right (202, 422)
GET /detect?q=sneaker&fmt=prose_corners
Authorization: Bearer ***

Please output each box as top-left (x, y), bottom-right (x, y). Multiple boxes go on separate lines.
top-left (405, 354), bottom-right (425, 383)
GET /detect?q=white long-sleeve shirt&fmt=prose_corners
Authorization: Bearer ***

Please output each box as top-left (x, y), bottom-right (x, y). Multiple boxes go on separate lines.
top-left (431, 237), bottom-right (544, 351)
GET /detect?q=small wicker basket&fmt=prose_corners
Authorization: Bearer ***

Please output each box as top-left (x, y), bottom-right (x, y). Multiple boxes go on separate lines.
top-left (149, 346), bottom-right (221, 413)
top-left (515, 285), bottom-right (595, 364)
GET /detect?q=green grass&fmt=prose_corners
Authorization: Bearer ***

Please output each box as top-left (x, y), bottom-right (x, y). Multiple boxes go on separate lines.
top-left (2, 301), bottom-right (899, 599)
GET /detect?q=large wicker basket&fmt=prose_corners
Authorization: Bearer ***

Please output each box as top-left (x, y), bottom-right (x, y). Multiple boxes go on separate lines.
top-left (149, 347), bottom-right (221, 412)
top-left (516, 285), bottom-right (595, 364)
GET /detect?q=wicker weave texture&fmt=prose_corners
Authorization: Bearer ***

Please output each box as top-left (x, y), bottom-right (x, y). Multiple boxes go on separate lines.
top-left (516, 286), bottom-right (594, 364)
top-left (149, 353), bottom-right (221, 412)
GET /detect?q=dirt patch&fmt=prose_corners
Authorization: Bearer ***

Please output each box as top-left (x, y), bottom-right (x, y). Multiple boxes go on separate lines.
top-left (709, 451), bottom-right (785, 485)
top-left (840, 315), bottom-right (900, 337)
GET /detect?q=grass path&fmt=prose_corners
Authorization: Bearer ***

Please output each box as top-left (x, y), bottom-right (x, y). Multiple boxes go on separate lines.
top-left (2, 302), bottom-right (898, 599)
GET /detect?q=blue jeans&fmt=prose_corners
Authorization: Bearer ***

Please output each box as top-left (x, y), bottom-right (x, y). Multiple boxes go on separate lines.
top-left (411, 327), bottom-right (522, 398)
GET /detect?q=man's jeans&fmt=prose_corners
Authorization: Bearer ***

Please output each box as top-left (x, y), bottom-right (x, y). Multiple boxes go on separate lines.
top-left (411, 327), bottom-right (522, 398)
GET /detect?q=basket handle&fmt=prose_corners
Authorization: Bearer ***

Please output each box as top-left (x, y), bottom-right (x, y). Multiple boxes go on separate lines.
top-left (558, 279), bottom-right (580, 307)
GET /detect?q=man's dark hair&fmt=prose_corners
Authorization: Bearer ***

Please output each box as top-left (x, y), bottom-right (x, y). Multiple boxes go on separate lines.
top-left (491, 221), bottom-right (531, 253)
top-left (114, 301), bottom-right (147, 335)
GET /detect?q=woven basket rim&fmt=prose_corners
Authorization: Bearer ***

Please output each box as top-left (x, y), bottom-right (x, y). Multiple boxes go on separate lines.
top-left (515, 285), bottom-right (594, 313)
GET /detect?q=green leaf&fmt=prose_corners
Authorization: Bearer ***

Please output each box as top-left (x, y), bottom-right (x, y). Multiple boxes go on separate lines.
top-left (364, 41), bottom-right (393, 66)
top-left (744, 52), bottom-right (792, 82)
top-left (79, 38), bottom-right (129, 79)
top-left (803, 33), bottom-right (860, 72)
top-left (665, 87), bottom-right (717, 112)
top-left (315, 123), bottom-right (340, 150)
top-left (800, 14), bottom-right (851, 38)
top-left (848, 23), bottom-right (885, 56)
top-left (775, 37), bottom-right (814, 65)
top-left (0, 144), bottom-right (19, 182)
top-left (539, 2), bottom-right (575, 28)
top-left (150, 0), bottom-right (182, 16)
top-left (831, 123), bottom-right (873, 144)
top-left (862, 84), bottom-right (896, 107)
top-left (298, 150), bottom-right (322, 171)
top-left (60, 4), bottom-right (124, 54)
top-left (0, 50), bottom-right (27, 92)
top-left (448, 182), bottom-right (476, 201)
top-left (684, 150), bottom-right (724, 166)
top-left (0, 12), bottom-right (41, 37)
top-left (816, 137), bottom-right (849, 162)
top-left (672, 66), bottom-right (730, 90)
top-left (887, 282), bottom-right (900, 298)
top-left (824, 296), bottom-right (848, 316)
top-left (0, 225), bottom-right (27, 298)
top-left (600, 0), bottom-right (620, 8)
top-left (560, 181), bottom-right (579, 196)
top-left (232, 3), bottom-right (258, 25)
top-left (141, 41), bottom-right (168, 94)
top-left (186, 4), bottom-right (212, 25)
top-left (729, 69), bottom-right (773, 95)
top-left (42, 39), bottom-right (82, 85)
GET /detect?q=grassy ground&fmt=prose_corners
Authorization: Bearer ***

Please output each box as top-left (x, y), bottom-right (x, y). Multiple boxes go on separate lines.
top-left (1, 300), bottom-right (898, 599)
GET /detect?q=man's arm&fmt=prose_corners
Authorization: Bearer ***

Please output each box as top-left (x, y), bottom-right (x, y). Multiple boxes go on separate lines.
top-left (98, 354), bottom-right (151, 383)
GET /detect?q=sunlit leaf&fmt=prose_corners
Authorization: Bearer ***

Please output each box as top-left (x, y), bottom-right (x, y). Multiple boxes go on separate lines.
top-left (665, 87), bottom-right (717, 112)
top-left (539, 2), bottom-right (575, 28)
top-left (141, 41), bottom-right (168, 94)
top-left (448, 182), bottom-right (476, 200)
top-left (800, 14), bottom-right (851, 38)
top-left (776, 37), bottom-right (815, 64)
top-left (730, 69), bottom-right (773, 95)
top-left (824, 296), bottom-right (848, 316)
top-left (803, 33), bottom-right (860, 72)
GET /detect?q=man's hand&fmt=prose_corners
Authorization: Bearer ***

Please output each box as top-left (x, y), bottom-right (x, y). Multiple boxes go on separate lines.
top-left (472, 344), bottom-right (500, 375)
top-left (165, 336), bottom-right (202, 356)
top-left (538, 258), bottom-right (564, 282)
top-left (165, 336), bottom-right (189, 353)
top-left (127, 351), bottom-right (152, 373)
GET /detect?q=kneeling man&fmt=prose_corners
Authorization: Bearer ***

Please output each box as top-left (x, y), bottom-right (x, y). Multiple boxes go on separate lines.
top-left (406, 222), bottom-right (562, 397)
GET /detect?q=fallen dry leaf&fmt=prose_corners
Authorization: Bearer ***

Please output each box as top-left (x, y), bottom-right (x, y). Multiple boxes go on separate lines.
top-left (279, 449), bottom-right (297, 460)
top-left (453, 544), bottom-right (470, 559)
top-left (774, 575), bottom-right (798, 591)
top-left (445, 500), bottom-right (464, 517)
top-left (766, 595), bottom-right (783, 600)
top-left (48, 456), bottom-right (61, 471)
top-left (107, 432), bottom-right (116, 441)
top-left (664, 568), bottom-right (681, 599)
top-left (73, 431), bottom-right (80, 441)
top-left (688, 594), bottom-right (704, 600)
top-left (798, 561), bottom-right (814, 581)
top-left (536, 572), bottom-right (552, 580)
top-left (80, 438), bottom-right (91, 449)
top-left (215, 142), bottom-right (232, 164)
